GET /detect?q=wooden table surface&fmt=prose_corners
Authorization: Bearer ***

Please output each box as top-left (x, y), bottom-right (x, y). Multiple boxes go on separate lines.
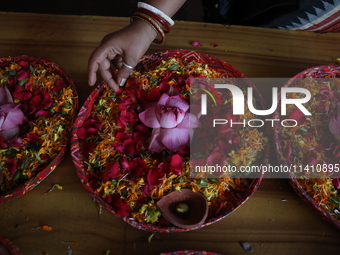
top-left (0, 11), bottom-right (340, 255)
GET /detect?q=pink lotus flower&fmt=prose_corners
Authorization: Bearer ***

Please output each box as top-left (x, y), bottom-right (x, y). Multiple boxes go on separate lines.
top-left (139, 94), bottom-right (200, 152)
top-left (0, 85), bottom-right (25, 142)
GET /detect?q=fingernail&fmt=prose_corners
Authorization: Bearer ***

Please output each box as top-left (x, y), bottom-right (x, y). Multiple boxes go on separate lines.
top-left (119, 78), bottom-right (126, 87)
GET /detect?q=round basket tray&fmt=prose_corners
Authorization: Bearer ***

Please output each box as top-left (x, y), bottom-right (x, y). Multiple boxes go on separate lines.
top-left (160, 251), bottom-right (221, 255)
top-left (0, 55), bottom-right (78, 203)
top-left (71, 49), bottom-right (269, 232)
top-left (0, 234), bottom-right (20, 255)
top-left (273, 65), bottom-right (340, 229)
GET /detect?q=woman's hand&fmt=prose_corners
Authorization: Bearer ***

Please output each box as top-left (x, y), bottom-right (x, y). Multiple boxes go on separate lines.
top-left (88, 19), bottom-right (157, 91)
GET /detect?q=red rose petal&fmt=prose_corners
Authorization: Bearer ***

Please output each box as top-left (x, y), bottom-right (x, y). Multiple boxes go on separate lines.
top-left (190, 41), bottom-right (201, 47)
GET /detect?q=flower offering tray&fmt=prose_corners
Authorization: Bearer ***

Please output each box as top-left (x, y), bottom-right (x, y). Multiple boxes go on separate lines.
top-left (71, 49), bottom-right (270, 232)
top-left (0, 55), bottom-right (78, 203)
top-left (273, 65), bottom-right (340, 229)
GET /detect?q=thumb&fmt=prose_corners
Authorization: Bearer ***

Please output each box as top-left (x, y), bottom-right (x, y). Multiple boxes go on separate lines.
top-left (116, 61), bottom-right (136, 87)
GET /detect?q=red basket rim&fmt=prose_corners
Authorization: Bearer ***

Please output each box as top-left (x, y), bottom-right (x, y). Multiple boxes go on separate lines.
top-left (0, 234), bottom-right (21, 255)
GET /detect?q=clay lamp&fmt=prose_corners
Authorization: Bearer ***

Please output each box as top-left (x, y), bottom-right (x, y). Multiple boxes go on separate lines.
top-left (156, 189), bottom-right (209, 229)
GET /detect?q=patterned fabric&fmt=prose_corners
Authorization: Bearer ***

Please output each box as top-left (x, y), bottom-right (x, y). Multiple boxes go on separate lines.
top-left (202, 0), bottom-right (340, 32)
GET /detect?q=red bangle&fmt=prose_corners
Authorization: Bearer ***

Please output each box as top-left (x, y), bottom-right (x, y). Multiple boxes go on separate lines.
top-left (131, 12), bottom-right (165, 44)
top-left (137, 7), bottom-right (170, 34)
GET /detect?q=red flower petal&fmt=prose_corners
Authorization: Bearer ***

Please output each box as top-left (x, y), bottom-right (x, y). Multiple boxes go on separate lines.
top-left (111, 195), bottom-right (132, 217)
top-left (302, 151), bottom-right (317, 166)
top-left (147, 87), bottom-right (162, 101)
top-left (115, 201), bottom-right (132, 217)
top-left (131, 158), bottom-right (148, 177)
top-left (5, 158), bottom-right (17, 174)
top-left (102, 161), bottom-right (121, 181)
top-left (0, 134), bottom-right (8, 149)
top-left (170, 154), bottom-right (183, 175)
top-left (119, 108), bottom-right (138, 127)
top-left (190, 41), bottom-right (201, 47)
top-left (8, 136), bottom-right (23, 147)
top-left (289, 108), bottom-right (306, 125)
top-left (77, 128), bottom-right (87, 140)
top-left (123, 139), bottom-right (136, 157)
top-left (78, 119), bottom-right (102, 139)
top-left (16, 69), bottom-right (29, 80)
top-left (207, 147), bottom-right (230, 166)
top-left (12, 84), bottom-right (32, 102)
top-left (147, 168), bottom-right (164, 186)
top-left (17, 60), bottom-right (29, 68)
top-left (332, 178), bottom-right (340, 189)
top-left (40, 154), bottom-right (49, 161)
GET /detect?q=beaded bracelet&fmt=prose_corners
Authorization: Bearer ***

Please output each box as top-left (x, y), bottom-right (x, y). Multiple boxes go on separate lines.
top-left (131, 11), bottom-right (165, 44)
top-left (137, 2), bottom-right (175, 27)
top-left (137, 7), bottom-right (170, 33)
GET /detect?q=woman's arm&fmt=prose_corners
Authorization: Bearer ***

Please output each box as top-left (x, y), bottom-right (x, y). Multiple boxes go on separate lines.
top-left (88, 0), bottom-right (186, 91)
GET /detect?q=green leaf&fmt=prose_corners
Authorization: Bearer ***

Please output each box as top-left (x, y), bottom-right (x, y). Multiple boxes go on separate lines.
top-left (8, 70), bottom-right (17, 76)
top-left (145, 207), bottom-right (161, 223)
top-left (149, 76), bottom-right (158, 85)
top-left (328, 196), bottom-right (340, 205)
top-left (12, 171), bottom-right (24, 183)
top-left (298, 128), bottom-right (308, 136)
top-left (29, 65), bottom-right (37, 76)
top-left (18, 78), bottom-right (27, 86)
top-left (197, 179), bottom-right (209, 187)
top-left (169, 63), bottom-right (179, 71)
top-left (198, 87), bottom-right (217, 106)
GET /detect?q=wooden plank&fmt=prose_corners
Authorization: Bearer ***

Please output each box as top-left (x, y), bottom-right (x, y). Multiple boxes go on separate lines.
top-left (0, 12), bottom-right (339, 255)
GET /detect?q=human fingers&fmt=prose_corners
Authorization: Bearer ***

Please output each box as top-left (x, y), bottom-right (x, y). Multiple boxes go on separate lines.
top-left (97, 57), bottom-right (120, 91)
top-left (114, 59), bottom-right (136, 87)
top-left (88, 47), bottom-right (107, 87)
top-left (88, 45), bottom-right (121, 91)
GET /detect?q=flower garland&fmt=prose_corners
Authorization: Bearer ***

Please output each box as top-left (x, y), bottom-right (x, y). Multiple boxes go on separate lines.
top-left (79, 57), bottom-right (268, 226)
top-left (0, 57), bottom-right (76, 195)
top-left (277, 76), bottom-right (340, 220)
